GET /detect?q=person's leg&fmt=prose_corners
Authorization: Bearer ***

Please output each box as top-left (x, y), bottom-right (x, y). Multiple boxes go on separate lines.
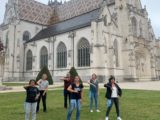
top-left (89, 91), bottom-right (93, 111)
top-left (31, 102), bottom-right (37, 120)
top-left (94, 92), bottom-right (98, 110)
top-left (42, 92), bottom-right (47, 112)
top-left (114, 98), bottom-right (120, 117)
top-left (25, 102), bottom-right (31, 120)
top-left (76, 99), bottom-right (81, 120)
top-left (64, 89), bottom-right (68, 108)
top-left (68, 91), bottom-right (71, 105)
top-left (36, 91), bottom-right (42, 112)
top-left (67, 100), bottom-right (76, 120)
top-left (106, 99), bottom-right (113, 117)
top-left (67, 90), bottom-right (71, 106)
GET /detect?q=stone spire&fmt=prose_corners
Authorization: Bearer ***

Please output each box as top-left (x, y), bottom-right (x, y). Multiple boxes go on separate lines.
top-left (48, 0), bottom-right (62, 7)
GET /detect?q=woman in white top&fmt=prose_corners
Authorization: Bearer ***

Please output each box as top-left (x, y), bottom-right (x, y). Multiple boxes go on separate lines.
top-left (104, 75), bottom-right (122, 120)
top-left (36, 74), bottom-right (49, 113)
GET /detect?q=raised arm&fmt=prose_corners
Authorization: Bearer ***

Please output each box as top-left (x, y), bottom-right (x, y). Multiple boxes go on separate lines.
top-left (37, 79), bottom-right (41, 85)
top-left (60, 77), bottom-right (69, 81)
top-left (23, 85), bottom-right (30, 89)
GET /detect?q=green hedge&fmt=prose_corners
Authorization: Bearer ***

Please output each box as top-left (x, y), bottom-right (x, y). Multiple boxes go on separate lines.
top-left (36, 66), bottom-right (53, 85)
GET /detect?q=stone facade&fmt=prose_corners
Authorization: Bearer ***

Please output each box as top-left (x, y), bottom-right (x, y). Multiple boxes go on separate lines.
top-left (0, 0), bottom-right (160, 82)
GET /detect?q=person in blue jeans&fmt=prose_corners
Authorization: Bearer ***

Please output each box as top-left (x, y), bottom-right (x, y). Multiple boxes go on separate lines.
top-left (67, 76), bottom-right (84, 120)
top-left (88, 73), bottom-right (100, 112)
top-left (24, 79), bottom-right (40, 120)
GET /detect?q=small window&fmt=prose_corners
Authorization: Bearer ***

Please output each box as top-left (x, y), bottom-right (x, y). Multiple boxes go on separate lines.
top-left (26, 50), bottom-right (33, 70)
top-left (114, 39), bottom-right (119, 67)
top-left (131, 17), bottom-right (137, 36)
top-left (23, 31), bottom-right (31, 41)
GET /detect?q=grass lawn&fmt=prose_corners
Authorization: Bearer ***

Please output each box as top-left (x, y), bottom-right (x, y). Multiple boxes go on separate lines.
top-left (0, 89), bottom-right (159, 120)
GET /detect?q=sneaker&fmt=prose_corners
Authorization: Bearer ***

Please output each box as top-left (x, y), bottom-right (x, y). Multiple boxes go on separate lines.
top-left (105, 117), bottom-right (109, 120)
top-left (117, 117), bottom-right (122, 120)
top-left (96, 109), bottom-right (101, 112)
top-left (90, 110), bottom-right (93, 112)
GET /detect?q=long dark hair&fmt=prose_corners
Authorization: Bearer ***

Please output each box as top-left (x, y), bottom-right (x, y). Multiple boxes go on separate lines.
top-left (108, 75), bottom-right (115, 83)
top-left (29, 79), bottom-right (36, 85)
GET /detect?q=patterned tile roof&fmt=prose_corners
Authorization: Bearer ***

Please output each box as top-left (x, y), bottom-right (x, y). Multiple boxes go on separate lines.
top-left (17, 0), bottom-right (53, 25)
top-left (50, 0), bottom-right (103, 24)
top-left (17, 0), bottom-right (103, 25)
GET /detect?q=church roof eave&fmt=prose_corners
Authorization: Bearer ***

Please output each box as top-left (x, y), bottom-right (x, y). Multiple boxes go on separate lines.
top-left (27, 9), bottom-right (100, 43)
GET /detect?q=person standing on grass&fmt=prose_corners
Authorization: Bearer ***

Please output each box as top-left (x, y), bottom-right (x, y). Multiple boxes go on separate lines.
top-left (60, 73), bottom-right (73, 109)
top-left (88, 73), bottom-right (100, 113)
top-left (67, 76), bottom-right (84, 120)
top-left (104, 75), bottom-right (122, 120)
top-left (36, 73), bottom-right (49, 113)
top-left (24, 79), bottom-right (40, 120)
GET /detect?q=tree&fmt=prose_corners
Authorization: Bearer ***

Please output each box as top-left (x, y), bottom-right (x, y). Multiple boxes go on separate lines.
top-left (36, 66), bottom-right (53, 85)
top-left (69, 67), bottom-right (82, 84)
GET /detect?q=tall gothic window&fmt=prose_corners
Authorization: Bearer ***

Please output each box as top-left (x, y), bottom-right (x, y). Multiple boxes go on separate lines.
top-left (40, 46), bottom-right (48, 68)
top-left (139, 21), bottom-right (143, 37)
top-left (26, 50), bottom-right (33, 70)
top-left (131, 17), bottom-right (137, 36)
top-left (23, 31), bottom-right (31, 41)
top-left (6, 31), bottom-right (9, 48)
top-left (78, 38), bottom-right (90, 67)
top-left (57, 42), bottom-right (67, 68)
top-left (114, 39), bottom-right (119, 67)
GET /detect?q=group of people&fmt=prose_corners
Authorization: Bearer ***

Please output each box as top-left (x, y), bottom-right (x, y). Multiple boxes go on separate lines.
top-left (24, 73), bottom-right (122, 120)
top-left (61, 73), bottom-right (122, 120)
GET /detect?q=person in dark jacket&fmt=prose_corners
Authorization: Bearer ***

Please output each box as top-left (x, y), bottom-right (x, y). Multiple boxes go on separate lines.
top-left (104, 75), bottom-right (122, 120)
top-left (60, 72), bottom-right (73, 109)
top-left (24, 79), bottom-right (40, 120)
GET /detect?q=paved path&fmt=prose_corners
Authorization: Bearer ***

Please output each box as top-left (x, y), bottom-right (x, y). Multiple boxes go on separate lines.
top-left (0, 81), bottom-right (160, 93)
top-left (117, 81), bottom-right (160, 91)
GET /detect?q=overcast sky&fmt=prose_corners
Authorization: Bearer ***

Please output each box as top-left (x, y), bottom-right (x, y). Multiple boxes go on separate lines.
top-left (0, 0), bottom-right (160, 37)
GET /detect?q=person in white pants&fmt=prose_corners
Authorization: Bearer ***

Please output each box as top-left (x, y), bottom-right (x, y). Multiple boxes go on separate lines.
top-left (24, 80), bottom-right (40, 120)
top-left (25, 102), bottom-right (37, 120)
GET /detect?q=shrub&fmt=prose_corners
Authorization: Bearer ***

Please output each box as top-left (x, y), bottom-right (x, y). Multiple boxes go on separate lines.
top-left (69, 67), bottom-right (82, 84)
top-left (36, 66), bottom-right (53, 85)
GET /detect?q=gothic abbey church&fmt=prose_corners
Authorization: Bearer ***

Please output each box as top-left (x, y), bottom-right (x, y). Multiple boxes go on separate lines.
top-left (0, 0), bottom-right (160, 82)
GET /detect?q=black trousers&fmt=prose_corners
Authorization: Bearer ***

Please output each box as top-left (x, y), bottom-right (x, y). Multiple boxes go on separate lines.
top-left (64, 89), bottom-right (70, 108)
top-left (106, 98), bottom-right (120, 117)
top-left (37, 90), bottom-right (47, 112)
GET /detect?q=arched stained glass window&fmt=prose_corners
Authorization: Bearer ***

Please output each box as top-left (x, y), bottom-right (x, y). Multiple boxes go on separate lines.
top-left (40, 46), bottom-right (48, 68)
top-left (57, 42), bottom-right (67, 68)
top-left (131, 17), bottom-right (137, 36)
top-left (78, 38), bottom-right (90, 67)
